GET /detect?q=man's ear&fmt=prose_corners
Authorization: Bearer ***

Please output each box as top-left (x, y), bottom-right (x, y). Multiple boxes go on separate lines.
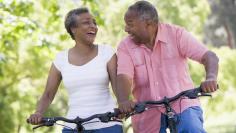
top-left (146, 19), bottom-right (154, 26)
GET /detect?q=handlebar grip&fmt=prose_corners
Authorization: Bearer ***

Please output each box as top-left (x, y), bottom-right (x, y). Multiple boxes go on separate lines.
top-left (113, 108), bottom-right (121, 117)
top-left (198, 86), bottom-right (212, 97)
top-left (41, 117), bottom-right (50, 122)
top-left (201, 93), bottom-right (212, 97)
top-left (26, 118), bottom-right (44, 124)
top-left (123, 103), bottom-right (146, 120)
top-left (134, 103), bottom-right (146, 113)
top-left (39, 118), bottom-right (54, 126)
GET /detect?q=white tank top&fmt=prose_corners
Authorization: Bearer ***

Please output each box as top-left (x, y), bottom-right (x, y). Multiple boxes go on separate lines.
top-left (53, 45), bottom-right (121, 130)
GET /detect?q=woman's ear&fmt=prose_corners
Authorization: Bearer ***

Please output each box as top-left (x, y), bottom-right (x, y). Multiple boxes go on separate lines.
top-left (71, 27), bottom-right (76, 34)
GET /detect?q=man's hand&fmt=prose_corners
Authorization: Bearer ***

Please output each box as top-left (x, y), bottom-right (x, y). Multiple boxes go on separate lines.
top-left (118, 100), bottom-right (136, 114)
top-left (201, 76), bottom-right (218, 93)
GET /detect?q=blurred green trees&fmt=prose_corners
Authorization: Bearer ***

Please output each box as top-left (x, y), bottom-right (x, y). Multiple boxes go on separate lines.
top-left (205, 0), bottom-right (236, 48)
top-left (0, 0), bottom-right (235, 133)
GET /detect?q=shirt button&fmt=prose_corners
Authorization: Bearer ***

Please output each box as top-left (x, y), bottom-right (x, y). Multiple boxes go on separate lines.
top-left (155, 82), bottom-right (158, 85)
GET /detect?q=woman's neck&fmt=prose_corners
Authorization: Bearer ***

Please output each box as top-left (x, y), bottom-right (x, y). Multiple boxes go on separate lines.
top-left (72, 41), bottom-right (95, 55)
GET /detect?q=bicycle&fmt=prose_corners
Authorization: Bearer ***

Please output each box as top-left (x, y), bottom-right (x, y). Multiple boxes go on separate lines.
top-left (27, 109), bottom-right (122, 133)
top-left (125, 86), bottom-right (212, 133)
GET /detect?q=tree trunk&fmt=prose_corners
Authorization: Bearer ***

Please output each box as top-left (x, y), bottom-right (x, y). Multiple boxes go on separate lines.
top-left (224, 23), bottom-right (234, 49)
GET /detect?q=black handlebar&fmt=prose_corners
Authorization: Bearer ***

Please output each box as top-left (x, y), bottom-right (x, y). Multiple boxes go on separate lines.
top-left (144, 87), bottom-right (211, 104)
top-left (30, 109), bottom-right (121, 130)
top-left (28, 87), bottom-right (212, 130)
top-left (129, 87), bottom-right (211, 116)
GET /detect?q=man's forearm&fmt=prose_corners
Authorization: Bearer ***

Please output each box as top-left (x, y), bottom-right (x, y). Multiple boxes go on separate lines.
top-left (201, 51), bottom-right (219, 80)
top-left (116, 74), bottom-right (133, 103)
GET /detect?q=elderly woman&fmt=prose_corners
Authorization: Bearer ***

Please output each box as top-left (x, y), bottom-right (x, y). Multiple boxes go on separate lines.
top-left (27, 7), bottom-right (123, 133)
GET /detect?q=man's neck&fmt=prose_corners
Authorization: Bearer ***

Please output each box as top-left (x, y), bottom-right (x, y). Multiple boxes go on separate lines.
top-left (145, 24), bottom-right (158, 50)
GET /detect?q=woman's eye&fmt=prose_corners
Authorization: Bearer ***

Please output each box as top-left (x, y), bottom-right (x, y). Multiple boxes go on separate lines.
top-left (81, 21), bottom-right (97, 26)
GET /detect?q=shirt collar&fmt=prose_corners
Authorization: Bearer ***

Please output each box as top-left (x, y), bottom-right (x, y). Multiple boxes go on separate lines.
top-left (155, 23), bottom-right (168, 45)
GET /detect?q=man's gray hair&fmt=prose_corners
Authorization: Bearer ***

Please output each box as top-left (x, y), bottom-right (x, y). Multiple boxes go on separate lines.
top-left (128, 0), bottom-right (158, 23)
top-left (64, 7), bottom-right (89, 40)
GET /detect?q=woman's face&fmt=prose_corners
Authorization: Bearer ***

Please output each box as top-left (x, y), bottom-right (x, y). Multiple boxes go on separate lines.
top-left (72, 12), bottom-right (98, 44)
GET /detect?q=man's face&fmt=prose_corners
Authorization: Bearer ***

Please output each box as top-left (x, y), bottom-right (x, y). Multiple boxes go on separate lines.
top-left (124, 10), bottom-right (149, 44)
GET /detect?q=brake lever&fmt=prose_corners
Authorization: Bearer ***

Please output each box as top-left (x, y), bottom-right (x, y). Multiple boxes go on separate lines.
top-left (186, 88), bottom-right (212, 98)
top-left (99, 113), bottom-right (111, 123)
top-left (124, 103), bottom-right (147, 120)
top-left (98, 112), bottom-right (122, 123)
top-left (198, 87), bottom-right (212, 97)
top-left (33, 124), bottom-right (46, 130)
top-left (124, 112), bottom-right (134, 120)
top-left (110, 118), bottom-right (123, 123)
top-left (200, 92), bottom-right (212, 97)
top-left (134, 103), bottom-right (146, 113)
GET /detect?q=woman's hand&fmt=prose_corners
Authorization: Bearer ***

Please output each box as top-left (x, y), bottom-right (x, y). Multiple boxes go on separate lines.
top-left (27, 112), bottom-right (43, 125)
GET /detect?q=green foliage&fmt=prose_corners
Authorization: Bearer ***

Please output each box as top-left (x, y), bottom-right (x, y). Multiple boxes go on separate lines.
top-left (0, 0), bottom-right (235, 133)
top-left (155, 0), bottom-right (210, 36)
top-left (202, 47), bottom-right (236, 112)
top-left (205, 0), bottom-right (236, 48)
top-left (0, 1), bottom-right (37, 132)
top-left (188, 47), bottom-right (236, 132)
top-left (0, 0), bottom-right (65, 132)
top-left (91, 0), bottom-right (210, 47)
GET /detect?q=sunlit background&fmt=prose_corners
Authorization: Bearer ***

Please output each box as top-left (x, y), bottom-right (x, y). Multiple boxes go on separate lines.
top-left (0, 0), bottom-right (236, 133)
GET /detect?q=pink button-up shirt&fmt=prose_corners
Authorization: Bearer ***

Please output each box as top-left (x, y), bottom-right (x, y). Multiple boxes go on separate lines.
top-left (117, 23), bottom-right (208, 133)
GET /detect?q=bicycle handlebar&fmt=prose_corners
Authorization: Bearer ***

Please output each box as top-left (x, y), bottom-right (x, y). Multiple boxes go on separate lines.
top-left (28, 87), bottom-right (212, 130)
top-left (145, 87), bottom-right (210, 104)
top-left (29, 109), bottom-right (121, 130)
top-left (130, 86), bottom-right (212, 115)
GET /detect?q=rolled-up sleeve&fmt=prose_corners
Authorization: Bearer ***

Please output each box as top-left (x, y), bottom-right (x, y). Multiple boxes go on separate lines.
top-left (178, 28), bottom-right (208, 63)
top-left (117, 41), bottom-right (134, 79)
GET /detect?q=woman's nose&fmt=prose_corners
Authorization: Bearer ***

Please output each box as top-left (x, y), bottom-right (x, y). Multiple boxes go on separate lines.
top-left (89, 22), bottom-right (97, 28)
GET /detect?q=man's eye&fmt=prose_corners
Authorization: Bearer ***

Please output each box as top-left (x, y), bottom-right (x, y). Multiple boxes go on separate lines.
top-left (82, 21), bottom-right (90, 24)
top-left (127, 24), bottom-right (133, 27)
top-left (93, 21), bottom-right (97, 25)
top-left (93, 19), bottom-right (97, 25)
